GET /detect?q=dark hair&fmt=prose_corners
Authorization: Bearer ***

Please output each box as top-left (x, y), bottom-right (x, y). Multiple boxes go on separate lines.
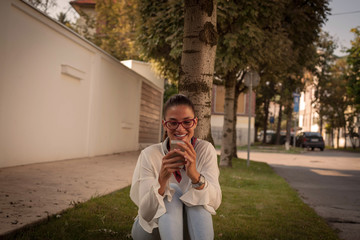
top-left (163, 94), bottom-right (195, 119)
top-left (162, 94), bottom-right (196, 140)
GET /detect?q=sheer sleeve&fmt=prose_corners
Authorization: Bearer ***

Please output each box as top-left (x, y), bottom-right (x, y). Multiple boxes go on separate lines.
top-left (130, 150), bottom-right (174, 230)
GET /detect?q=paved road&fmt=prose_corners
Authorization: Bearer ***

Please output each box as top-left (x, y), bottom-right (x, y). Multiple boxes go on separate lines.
top-left (238, 149), bottom-right (360, 240)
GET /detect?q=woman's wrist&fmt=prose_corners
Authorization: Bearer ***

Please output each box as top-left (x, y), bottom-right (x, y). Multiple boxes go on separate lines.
top-left (190, 172), bottom-right (201, 184)
top-left (158, 177), bottom-right (167, 196)
top-left (158, 186), bottom-right (165, 196)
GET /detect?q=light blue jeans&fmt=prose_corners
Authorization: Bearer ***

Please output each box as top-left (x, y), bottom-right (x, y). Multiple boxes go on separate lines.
top-left (131, 184), bottom-right (214, 240)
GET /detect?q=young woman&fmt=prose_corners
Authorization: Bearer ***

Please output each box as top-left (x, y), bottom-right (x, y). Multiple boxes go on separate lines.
top-left (130, 94), bottom-right (222, 240)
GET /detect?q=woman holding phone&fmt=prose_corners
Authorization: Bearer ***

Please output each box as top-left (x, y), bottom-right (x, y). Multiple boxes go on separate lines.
top-left (130, 94), bottom-right (222, 240)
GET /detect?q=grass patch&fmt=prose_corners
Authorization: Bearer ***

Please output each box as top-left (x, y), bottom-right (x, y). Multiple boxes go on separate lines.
top-left (216, 144), bottom-right (303, 154)
top-left (4, 188), bottom-right (136, 240)
top-left (325, 146), bottom-right (360, 153)
top-left (237, 144), bottom-right (303, 154)
top-left (4, 159), bottom-right (339, 240)
top-left (214, 159), bottom-right (339, 239)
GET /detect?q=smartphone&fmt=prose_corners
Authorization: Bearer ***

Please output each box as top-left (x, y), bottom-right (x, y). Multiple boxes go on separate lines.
top-left (170, 140), bottom-right (185, 164)
top-left (170, 140), bottom-right (185, 151)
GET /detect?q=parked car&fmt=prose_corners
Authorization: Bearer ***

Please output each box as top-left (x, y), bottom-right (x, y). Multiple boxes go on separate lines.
top-left (296, 132), bottom-right (324, 151)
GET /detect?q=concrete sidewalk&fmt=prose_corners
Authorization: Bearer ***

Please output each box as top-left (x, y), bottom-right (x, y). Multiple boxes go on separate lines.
top-left (0, 151), bottom-right (140, 236)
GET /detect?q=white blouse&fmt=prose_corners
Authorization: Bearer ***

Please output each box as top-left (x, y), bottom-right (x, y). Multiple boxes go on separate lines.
top-left (130, 139), bottom-right (222, 233)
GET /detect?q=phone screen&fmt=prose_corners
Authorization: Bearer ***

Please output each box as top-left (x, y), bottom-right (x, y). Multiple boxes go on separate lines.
top-left (170, 140), bottom-right (184, 151)
top-left (170, 140), bottom-right (185, 164)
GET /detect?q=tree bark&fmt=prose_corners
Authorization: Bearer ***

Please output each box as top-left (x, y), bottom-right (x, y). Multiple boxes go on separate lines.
top-left (343, 124), bottom-right (347, 149)
top-left (319, 114), bottom-right (323, 135)
top-left (231, 85), bottom-right (240, 159)
top-left (284, 105), bottom-right (293, 146)
top-left (262, 99), bottom-right (270, 144)
top-left (220, 72), bottom-right (236, 167)
top-left (285, 109), bottom-right (292, 145)
top-left (230, 78), bottom-right (245, 159)
top-left (275, 102), bottom-right (283, 145)
top-left (179, 0), bottom-right (217, 143)
top-left (337, 128), bottom-right (340, 148)
top-left (254, 125), bottom-right (259, 142)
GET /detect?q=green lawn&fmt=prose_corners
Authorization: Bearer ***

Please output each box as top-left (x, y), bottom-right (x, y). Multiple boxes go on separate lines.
top-left (216, 144), bottom-right (304, 154)
top-left (4, 158), bottom-right (339, 240)
top-left (325, 146), bottom-right (360, 153)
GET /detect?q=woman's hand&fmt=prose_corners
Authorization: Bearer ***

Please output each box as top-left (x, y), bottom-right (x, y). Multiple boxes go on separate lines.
top-left (174, 140), bottom-right (200, 184)
top-left (158, 151), bottom-right (185, 195)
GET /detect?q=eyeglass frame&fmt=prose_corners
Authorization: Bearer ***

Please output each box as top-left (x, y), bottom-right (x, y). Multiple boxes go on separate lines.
top-left (163, 118), bottom-right (197, 130)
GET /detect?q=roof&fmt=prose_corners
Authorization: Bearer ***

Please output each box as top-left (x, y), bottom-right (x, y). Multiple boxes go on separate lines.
top-left (70, 0), bottom-right (96, 5)
top-left (70, 0), bottom-right (95, 15)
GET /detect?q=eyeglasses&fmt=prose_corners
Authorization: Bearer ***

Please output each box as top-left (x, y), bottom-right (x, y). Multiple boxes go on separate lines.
top-left (164, 118), bottom-right (196, 130)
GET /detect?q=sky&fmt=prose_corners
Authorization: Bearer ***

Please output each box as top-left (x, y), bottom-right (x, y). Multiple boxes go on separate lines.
top-left (49, 0), bottom-right (360, 57)
top-left (322, 0), bottom-right (360, 56)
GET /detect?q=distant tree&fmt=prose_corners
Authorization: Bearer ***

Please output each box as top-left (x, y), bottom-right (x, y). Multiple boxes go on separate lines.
top-left (163, 80), bottom-right (178, 104)
top-left (24, 0), bottom-right (56, 14)
top-left (346, 112), bottom-right (359, 149)
top-left (137, 0), bottom-right (183, 81)
top-left (318, 57), bottom-right (349, 148)
top-left (255, 77), bottom-right (278, 144)
top-left (280, 0), bottom-right (329, 145)
top-left (331, 58), bottom-right (349, 148)
top-left (345, 27), bottom-right (360, 148)
top-left (346, 27), bottom-right (360, 110)
top-left (256, 0), bottom-right (329, 147)
top-left (313, 32), bottom-right (337, 134)
top-left (94, 0), bottom-right (140, 60)
top-left (217, 0), bottom-right (293, 166)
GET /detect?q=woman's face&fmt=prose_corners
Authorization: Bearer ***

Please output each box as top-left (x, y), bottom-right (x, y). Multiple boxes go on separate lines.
top-left (163, 105), bottom-right (197, 143)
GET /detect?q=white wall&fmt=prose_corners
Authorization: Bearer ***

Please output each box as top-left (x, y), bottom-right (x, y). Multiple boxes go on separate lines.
top-left (91, 57), bottom-right (141, 156)
top-left (0, 0), bottom-right (156, 168)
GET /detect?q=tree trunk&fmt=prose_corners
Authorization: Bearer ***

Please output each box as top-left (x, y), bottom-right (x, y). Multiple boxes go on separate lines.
top-left (262, 100), bottom-right (270, 144)
top-left (179, 0), bottom-right (217, 143)
top-left (343, 125), bottom-right (347, 149)
top-left (350, 136), bottom-right (356, 149)
top-left (337, 128), bottom-right (340, 148)
top-left (231, 73), bottom-right (246, 158)
top-left (319, 114), bottom-right (323, 135)
top-left (220, 72), bottom-right (236, 167)
top-left (275, 102), bottom-right (283, 145)
top-left (254, 125), bottom-right (258, 142)
top-left (331, 129), bottom-right (334, 148)
top-left (231, 81), bottom-right (241, 159)
top-left (285, 108), bottom-right (293, 145)
top-left (230, 93), bottom-right (238, 159)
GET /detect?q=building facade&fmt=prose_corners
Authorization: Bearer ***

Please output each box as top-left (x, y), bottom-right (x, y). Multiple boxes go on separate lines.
top-left (0, 0), bottom-right (163, 168)
top-left (211, 85), bottom-right (256, 146)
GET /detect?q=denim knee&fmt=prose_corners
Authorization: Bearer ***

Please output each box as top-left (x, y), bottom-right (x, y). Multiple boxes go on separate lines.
top-left (186, 205), bottom-right (214, 240)
top-left (169, 183), bottom-right (183, 198)
top-left (131, 217), bottom-right (160, 240)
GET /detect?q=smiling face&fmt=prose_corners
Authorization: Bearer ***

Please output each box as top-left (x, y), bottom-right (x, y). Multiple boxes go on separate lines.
top-left (163, 104), bottom-right (198, 143)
